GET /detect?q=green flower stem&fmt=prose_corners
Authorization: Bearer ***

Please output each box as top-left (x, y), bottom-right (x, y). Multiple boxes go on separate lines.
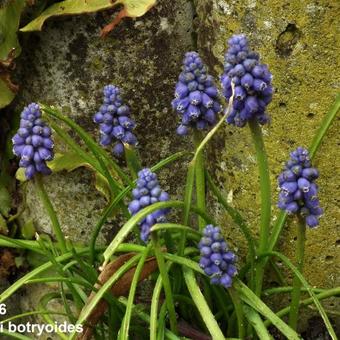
top-left (34, 174), bottom-right (67, 254)
top-left (151, 232), bottom-right (178, 334)
top-left (248, 119), bottom-right (271, 296)
top-left (288, 218), bottom-right (306, 330)
top-left (228, 287), bottom-right (245, 339)
top-left (178, 162), bottom-right (196, 256)
top-left (178, 85), bottom-right (235, 255)
top-left (42, 104), bottom-right (131, 187)
top-left (193, 130), bottom-right (206, 231)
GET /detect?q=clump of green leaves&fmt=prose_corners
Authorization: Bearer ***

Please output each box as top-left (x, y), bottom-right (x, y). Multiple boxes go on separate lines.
top-left (0, 93), bottom-right (338, 339)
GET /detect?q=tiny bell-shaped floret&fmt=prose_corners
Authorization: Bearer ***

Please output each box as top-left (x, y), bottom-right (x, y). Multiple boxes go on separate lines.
top-left (198, 225), bottom-right (237, 288)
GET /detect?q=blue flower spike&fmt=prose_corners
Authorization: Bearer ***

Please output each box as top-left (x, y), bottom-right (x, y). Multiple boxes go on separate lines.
top-left (172, 52), bottom-right (222, 135)
top-left (198, 225), bottom-right (237, 288)
top-left (128, 168), bottom-right (170, 242)
top-left (221, 34), bottom-right (273, 127)
top-left (278, 147), bottom-right (323, 228)
top-left (12, 103), bottom-right (54, 180)
top-left (93, 85), bottom-right (138, 157)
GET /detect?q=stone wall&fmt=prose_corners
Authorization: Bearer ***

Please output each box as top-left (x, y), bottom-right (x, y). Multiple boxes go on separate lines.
top-left (14, 0), bottom-right (195, 245)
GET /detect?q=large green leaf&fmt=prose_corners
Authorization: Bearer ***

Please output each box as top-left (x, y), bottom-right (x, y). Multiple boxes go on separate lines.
top-left (15, 152), bottom-right (89, 182)
top-left (49, 153), bottom-right (114, 201)
top-left (20, 0), bottom-right (157, 33)
top-left (0, 0), bottom-right (25, 108)
top-left (47, 152), bottom-right (89, 172)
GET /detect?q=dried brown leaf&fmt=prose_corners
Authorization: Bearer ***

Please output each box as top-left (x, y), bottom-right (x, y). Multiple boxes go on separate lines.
top-left (78, 252), bottom-right (158, 340)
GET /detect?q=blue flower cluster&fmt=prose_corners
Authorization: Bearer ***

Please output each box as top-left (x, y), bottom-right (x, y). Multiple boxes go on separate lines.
top-left (278, 147), bottom-right (323, 227)
top-left (198, 225), bottom-right (237, 288)
top-left (172, 51), bottom-right (222, 135)
top-left (12, 103), bottom-right (54, 180)
top-left (221, 34), bottom-right (273, 127)
top-left (128, 168), bottom-right (170, 242)
top-left (93, 85), bottom-right (138, 157)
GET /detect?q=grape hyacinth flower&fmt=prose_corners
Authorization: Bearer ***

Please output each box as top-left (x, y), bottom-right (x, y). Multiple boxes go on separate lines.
top-left (278, 147), bottom-right (323, 227)
top-left (172, 52), bottom-right (222, 135)
top-left (93, 85), bottom-right (138, 157)
top-left (128, 168), bottom-right (170, 242)
top-left (12, 103), bottom-right (54, 180)
top-left (221, 34), bottom-right (273, 127)
top-left (198, 225), bottom-right (237, 288)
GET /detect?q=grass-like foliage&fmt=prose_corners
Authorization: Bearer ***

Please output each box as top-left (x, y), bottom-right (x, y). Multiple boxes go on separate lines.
top-left (1, 34), bottom-right (340, 340)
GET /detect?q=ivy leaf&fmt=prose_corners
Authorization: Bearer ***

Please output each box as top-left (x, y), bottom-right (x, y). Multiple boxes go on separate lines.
top-left (47, 152), bottom-right (90, 172)
top-left (0, 0), bottom-right (25, 108)
top-left (15, 152), bottom-right (112, 201)
top-left (49, 153), bottom-right (111, 200)
top-left (94, 172), bottom-right (111, 201)
top-left (20, 0), bottom-right (157, 37)
top-left (16, 152), bottom-right (91, 182)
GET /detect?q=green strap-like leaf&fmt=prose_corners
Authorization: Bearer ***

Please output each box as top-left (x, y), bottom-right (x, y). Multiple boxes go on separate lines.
top-left (259, 252), bottom-right (338, 340)
top-left (183, 267), bottom-right (225, 340)
top-left (119, 245), bottom-right (151, 340)
top-left (0, 243), bottom-right (143, 303)
top-left (234, 279), bottom-right (300, 340)
top-left (243, 305), bottom-right (273, 340)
